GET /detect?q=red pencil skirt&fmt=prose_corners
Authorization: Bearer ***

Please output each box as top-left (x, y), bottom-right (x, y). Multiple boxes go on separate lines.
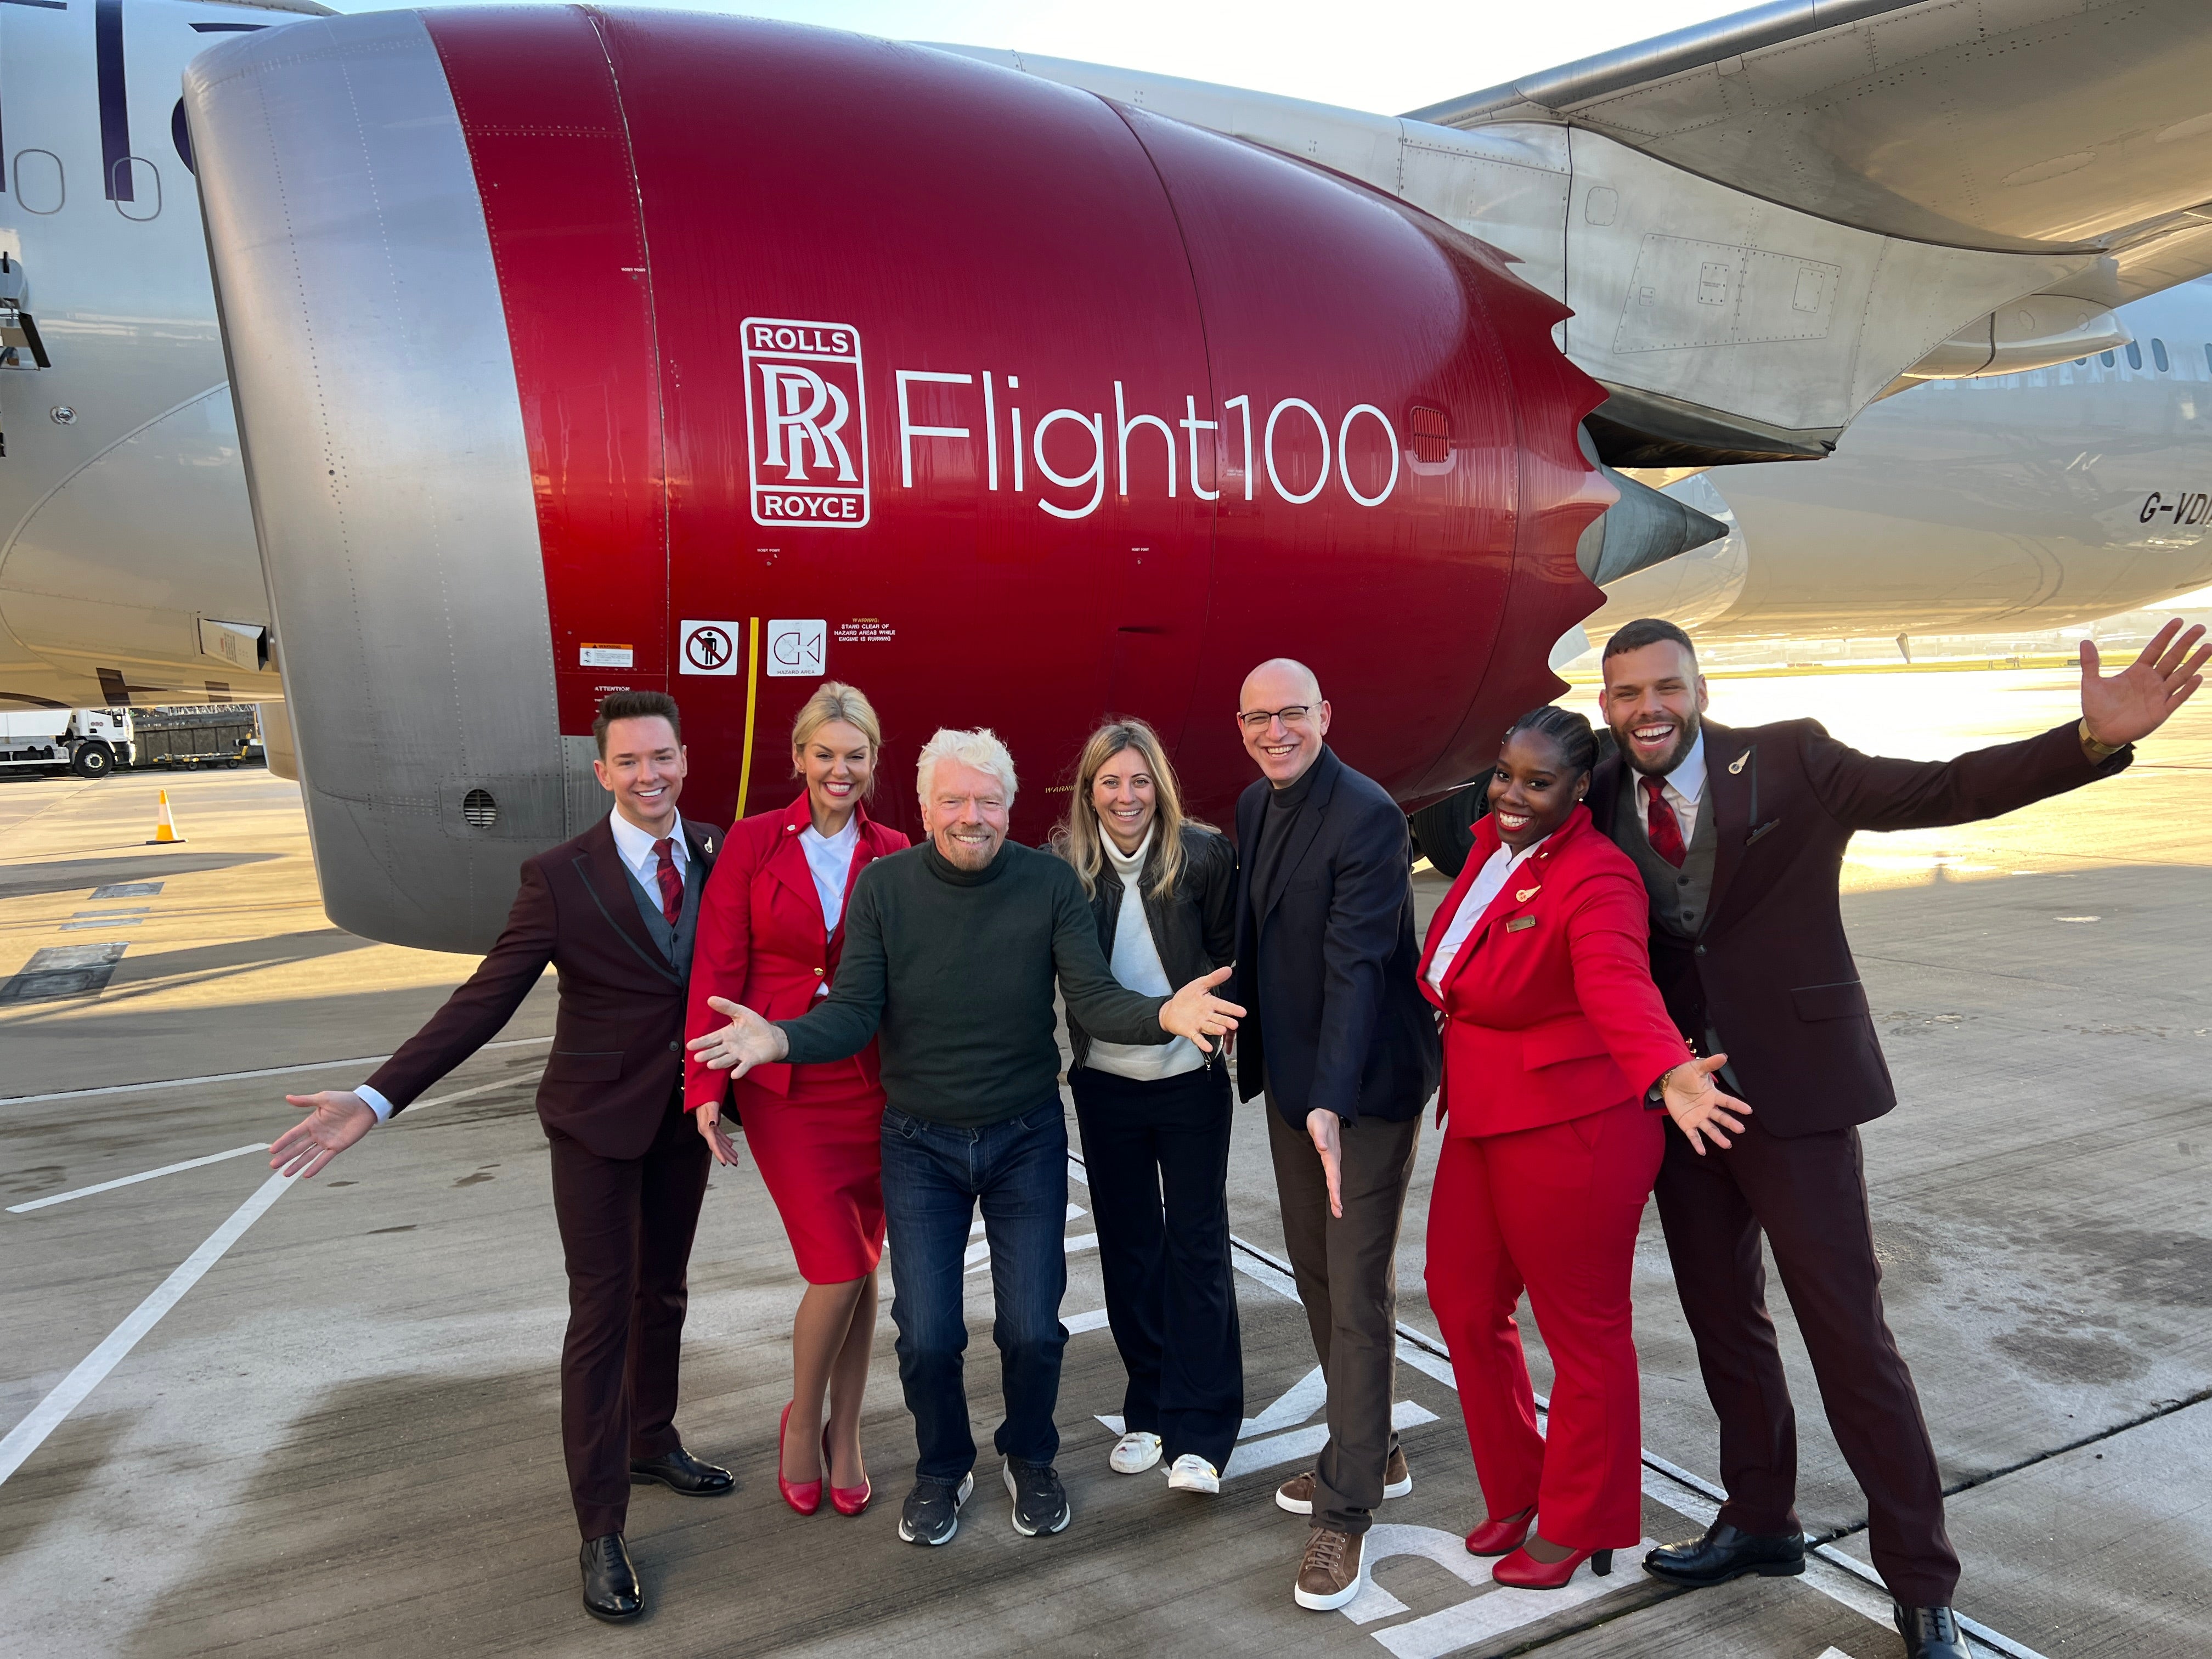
top-left (1424, 1096), bottom-right (1665, 1548)
top-left (735, 1059), bottom-right (887, 1284)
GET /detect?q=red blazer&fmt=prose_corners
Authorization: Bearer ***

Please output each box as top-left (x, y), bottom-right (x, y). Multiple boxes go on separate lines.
top-left (1417, 805), bottom-right (1690, 1138)
top-left (684, 793), bottom-right (907, 1108)
top-left (365, 813), bottom-right (718, 1161)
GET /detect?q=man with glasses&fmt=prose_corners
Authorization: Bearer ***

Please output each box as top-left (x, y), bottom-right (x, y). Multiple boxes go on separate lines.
top-left (1230, 659), bottom-right (1441, 1612)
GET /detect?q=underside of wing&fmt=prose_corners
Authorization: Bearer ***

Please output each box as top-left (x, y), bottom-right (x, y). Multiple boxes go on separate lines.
top-left (1410, 0), bottom-right (2212, 302)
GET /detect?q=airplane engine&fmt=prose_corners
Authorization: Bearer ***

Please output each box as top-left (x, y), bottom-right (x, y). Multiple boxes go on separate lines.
top-left (186, 7), bottom-right (1614, 952)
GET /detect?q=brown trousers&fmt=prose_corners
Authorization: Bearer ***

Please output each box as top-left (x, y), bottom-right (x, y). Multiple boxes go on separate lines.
top-left (1267, 1104), bottom-right (1422, 1534)
top-left (1654, 1118), bottom-right (1959, 1606)
top-left (548, 1101), bottom-right (712, 1540)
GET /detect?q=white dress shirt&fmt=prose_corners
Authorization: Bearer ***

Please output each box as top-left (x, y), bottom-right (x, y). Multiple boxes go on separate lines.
top-left (1425, 832), bottom-right (1549, 993)
top-left (355, 806), bottom-right (685, 1125)
top-left (800, 815), bottom-right (861, 996)
top-left (1641, 731), bottom-right (1708, 848)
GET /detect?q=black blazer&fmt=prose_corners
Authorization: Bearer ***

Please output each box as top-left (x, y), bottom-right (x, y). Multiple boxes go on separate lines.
top-left (1232, 748), bottom-right (1441, 1127)
top-left (1064, 822), bottom-right (1238, 1075)
top-left (1587, 716), bottom-right (2126, 1137)
top-left (366, 813), bottom-right (719, 1160)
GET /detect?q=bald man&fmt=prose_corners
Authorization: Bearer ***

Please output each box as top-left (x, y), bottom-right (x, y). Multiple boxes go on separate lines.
top-left (1229, 659), bottom-right (1441, 1612)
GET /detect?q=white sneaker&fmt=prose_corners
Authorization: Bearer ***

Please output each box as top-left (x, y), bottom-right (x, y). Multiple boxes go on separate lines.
top-left (1165, 1454), bottom-right (1220, 1494)
top-left (1109, 1431), bottom-right (1163, 1474)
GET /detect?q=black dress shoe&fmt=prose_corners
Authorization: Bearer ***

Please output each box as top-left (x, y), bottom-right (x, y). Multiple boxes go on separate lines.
top-left (1895, 1603), bottom-right (1972, 1658)
top-left (579, 1533), bottom-right (642, 1623)
top-left (630, 1446), bottom-right (735, 1496)
top-left (1643, 1521), bottom-right (1806, 1587)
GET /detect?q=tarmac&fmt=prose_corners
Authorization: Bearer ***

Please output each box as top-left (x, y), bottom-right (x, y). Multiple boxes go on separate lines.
top-left (1, 666), bottom-right (2206, 1658)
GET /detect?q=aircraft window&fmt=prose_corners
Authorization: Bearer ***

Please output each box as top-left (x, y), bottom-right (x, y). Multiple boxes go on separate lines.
top-left (2074, 357), bottom-right (2088, 366)
top-left (13, 150), bottom-right (63, 215)
top-left (2205, 343), bottom-right (2212, 376)
top-left (2102, 351), bottom-right (2117, 368)
top-left (2126, 341), bottom-right (2143, 370)
top-left (2153, 338), bottom-right (2171, 373)
top-left (111, 157), bottom-right (160, 222)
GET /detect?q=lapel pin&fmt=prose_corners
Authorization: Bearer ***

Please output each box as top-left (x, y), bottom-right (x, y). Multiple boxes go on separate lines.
top-left (1515, 885), bottom-right (1541, 902)
top-left (1728, 751), bottom-right (1750, 775)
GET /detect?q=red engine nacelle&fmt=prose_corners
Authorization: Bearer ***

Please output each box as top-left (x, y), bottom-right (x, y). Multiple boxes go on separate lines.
top-left (188, 6), bottom-right (1606, 951)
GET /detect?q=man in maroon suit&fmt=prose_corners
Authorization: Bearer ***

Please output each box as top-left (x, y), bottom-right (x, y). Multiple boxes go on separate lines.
top-left (270, 690), bottom-right (731, 1623)
top-left (1588, 617), bottom-right (2206, 1659)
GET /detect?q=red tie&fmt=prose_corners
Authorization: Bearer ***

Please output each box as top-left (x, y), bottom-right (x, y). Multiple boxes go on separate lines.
top-left (651, 837), bottom-right (683, 926)
top-left (1643, 776), bottom-right (1686, 868)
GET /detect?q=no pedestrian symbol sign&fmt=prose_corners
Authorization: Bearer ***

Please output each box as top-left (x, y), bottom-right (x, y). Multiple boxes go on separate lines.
top-left (679, 619), bottom-right (740, 676)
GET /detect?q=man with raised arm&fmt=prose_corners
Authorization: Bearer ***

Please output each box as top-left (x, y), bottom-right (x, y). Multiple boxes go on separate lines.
top-left (267, 691), bottom-right (732, 1626)
top-left (1590, 617), bottom-right (2207, 1659)
top-left (689, 727), bottom-right (1243, 1549)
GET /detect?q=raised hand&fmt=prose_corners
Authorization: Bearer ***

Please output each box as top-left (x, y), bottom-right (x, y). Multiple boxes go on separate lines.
top-left (2081, 618), bottom-right (2210, 748)
top-left (1661, 1054), bottom-right (1752, 1155)
top-left (1161, 965), bottom-right (1245, 1054)
top-left (1306, 1108), bottom-right (1344, 1219)
top-left (693, 1101), bottom-right (741, 1167)
top-left (270, 1090), bottom-right (377, 1178)
top-left (685, 995), bottom-right (789, 1079)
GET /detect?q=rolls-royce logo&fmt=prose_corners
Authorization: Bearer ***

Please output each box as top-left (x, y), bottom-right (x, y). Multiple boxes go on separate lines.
top-left (743, 317), bottom-right (870, 528)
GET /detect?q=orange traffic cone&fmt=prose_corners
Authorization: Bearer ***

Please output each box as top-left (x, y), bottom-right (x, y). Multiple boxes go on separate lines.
top-left (147, 788), bottom-right (187, 845)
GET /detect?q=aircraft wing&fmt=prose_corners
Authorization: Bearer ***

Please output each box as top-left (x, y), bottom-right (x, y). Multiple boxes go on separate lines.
top-left (1407, 0), bottom-right (2212, 305)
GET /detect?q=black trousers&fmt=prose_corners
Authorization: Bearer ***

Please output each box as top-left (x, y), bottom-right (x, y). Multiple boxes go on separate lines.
top-left (546, 1102), bottom-right (712, 1541)
top-left (1070, 1062), bottom-right (1244, 1472)
top-left (1654, 1118), bottom-right (1959, 1606)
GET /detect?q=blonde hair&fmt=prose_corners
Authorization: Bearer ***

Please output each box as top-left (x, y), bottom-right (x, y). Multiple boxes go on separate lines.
top-left (915, 727), bottom-right (1017, 810)
top-left (791, 681), bottom-right (882, 799)
top-left (1052, 718), bottom-right (1211, 901)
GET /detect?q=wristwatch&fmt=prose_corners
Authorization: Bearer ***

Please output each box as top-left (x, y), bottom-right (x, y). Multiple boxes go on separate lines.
top-left (2079, 719), bottom-right (2125, 763)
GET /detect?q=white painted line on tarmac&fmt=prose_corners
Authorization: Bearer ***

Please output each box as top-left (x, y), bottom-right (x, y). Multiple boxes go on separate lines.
top-left (7, 1142), bottom-right (270, 1212)
top-left (0, 1171), bottom-right (293, 1489)
top-left (1065, 1307), bottom-right (1110, 1335)
top-left (0, 1035), bottom-right (554, 1107)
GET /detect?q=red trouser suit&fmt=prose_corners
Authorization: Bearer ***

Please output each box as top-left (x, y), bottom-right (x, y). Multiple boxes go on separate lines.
top-left (1416, 808), bottom-right (1691, 1549)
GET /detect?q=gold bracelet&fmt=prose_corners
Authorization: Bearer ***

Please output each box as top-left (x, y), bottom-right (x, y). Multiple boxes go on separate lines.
top-left (2079, 718), bottom-right (2124, 762)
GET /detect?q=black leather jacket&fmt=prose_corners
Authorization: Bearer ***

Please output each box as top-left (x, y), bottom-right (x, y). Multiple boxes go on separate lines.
top-left (1064, 822), bottom-right (1239, 1075)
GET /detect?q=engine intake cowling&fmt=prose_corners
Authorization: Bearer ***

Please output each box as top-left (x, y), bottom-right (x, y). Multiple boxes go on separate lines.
top-left (188, 5), bottom-right (1609, 951)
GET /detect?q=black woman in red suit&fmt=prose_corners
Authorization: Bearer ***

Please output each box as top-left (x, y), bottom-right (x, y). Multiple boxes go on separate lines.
top-left (1419, 705), bottom-right (1750, 1592)
top-left (685, 682), bottom-right (908, 1520)
top-left (268, 691), bottom-right (732, 1625)
top-left (1591, 616), bottom-right (2208, 1659)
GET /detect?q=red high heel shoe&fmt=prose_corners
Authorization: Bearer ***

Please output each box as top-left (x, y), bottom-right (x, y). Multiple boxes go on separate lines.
top-left (823, 1423), bottom-right (871, 1517)
top-left (776, 1402), bottom-right (822, 1516)
top-left (1492, 1543), bottom-right (1613, 1589)
top-left (1464, 1505), bottom-right (1534, 1557)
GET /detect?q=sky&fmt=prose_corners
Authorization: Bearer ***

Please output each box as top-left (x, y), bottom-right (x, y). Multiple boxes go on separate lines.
top-left (315, 0), bottom-right (1741, 117)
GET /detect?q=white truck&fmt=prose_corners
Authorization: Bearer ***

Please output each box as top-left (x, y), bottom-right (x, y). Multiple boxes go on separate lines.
top-left (0, 708), bottom-right (132, 777)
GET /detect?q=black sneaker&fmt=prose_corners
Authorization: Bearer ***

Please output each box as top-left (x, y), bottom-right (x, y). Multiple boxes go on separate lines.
top-left (1003, 1456), bottom-right (1071, 1536)
top-left (898, 1471), bottom-right (974, 1546)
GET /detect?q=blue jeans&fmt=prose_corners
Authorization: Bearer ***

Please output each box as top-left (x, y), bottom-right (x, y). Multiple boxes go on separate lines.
top-left (880, 1098), bottom-right (1068, 1483)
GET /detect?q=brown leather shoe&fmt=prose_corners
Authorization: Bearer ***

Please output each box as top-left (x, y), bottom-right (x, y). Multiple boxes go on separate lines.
top-left (1276, 1449), bottom-right (1413, 1516)
top-left (1294, 1526), bottom-right (1364, 1610)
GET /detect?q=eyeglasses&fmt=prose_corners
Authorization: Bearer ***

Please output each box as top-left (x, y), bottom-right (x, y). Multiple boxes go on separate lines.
top-left (1238, 706), bottom-right (1312, 732)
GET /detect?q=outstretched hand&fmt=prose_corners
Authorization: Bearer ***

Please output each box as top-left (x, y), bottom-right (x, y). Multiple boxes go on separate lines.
top-left (693, 1101), bottom-right (741, 1167)
top-left (685, 996), bottom-right (789, 1080)
top-left (2081, 618), bottom-right (2210, 748)
top-left (1161, 966), bottom-right (1245, 1055)
top-left (1661, 1055), bottom-right (1752, 1156)
top-left (270, 1090), bottom-right (376, 1178)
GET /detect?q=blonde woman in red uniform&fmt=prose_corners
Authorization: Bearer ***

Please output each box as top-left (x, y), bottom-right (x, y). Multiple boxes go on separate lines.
top-left (686, 682), bottom-right (907, 1517)
top-left (1419, 706), bottom-right (1748, 1588)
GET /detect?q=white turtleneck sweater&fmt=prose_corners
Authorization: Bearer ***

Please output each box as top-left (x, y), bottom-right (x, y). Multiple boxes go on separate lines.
top-left (1084, 825), bottom-right (1206, 1082)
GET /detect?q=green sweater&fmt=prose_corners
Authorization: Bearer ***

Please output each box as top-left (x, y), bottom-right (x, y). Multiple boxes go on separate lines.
top-left (777, 839), bottom-right (1172, 1126)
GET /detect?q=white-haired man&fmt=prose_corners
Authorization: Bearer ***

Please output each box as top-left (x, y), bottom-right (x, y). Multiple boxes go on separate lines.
top-left (690, 728), bottom-right (1244, 1547)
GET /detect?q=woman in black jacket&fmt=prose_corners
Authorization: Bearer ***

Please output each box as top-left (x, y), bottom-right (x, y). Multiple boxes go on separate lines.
top-left (1053, 717), bottom-right (1242, 1494)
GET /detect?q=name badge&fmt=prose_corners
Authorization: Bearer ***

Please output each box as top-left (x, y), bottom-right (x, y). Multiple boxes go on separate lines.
top-left (1504, 917), bottom-right (1536, 933)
